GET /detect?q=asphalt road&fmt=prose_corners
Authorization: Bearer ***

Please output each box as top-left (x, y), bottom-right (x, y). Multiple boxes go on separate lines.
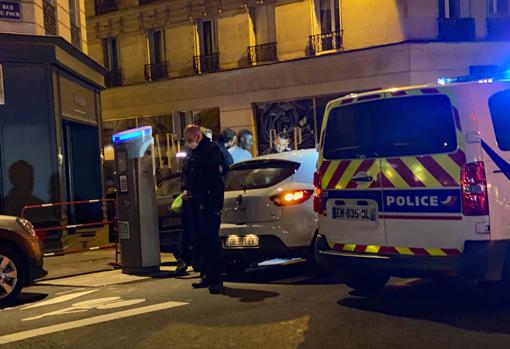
top-left (3, 261), bottom-right (510, 349)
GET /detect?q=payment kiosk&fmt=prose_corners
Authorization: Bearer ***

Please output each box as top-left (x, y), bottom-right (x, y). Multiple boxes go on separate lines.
top-left (112, 126), bottom-right (160, 274)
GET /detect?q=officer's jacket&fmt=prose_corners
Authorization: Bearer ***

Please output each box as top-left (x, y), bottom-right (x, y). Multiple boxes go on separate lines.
top-left (182, 138), bottom-right (224, 213)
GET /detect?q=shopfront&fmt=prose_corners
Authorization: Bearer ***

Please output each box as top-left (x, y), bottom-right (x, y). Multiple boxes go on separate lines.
top-left (0, 33), bottom-right (106, 251)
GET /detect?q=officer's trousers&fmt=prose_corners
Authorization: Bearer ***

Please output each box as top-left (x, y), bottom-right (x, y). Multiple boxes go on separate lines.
top-left (197, 211), bottom-right (222, 284)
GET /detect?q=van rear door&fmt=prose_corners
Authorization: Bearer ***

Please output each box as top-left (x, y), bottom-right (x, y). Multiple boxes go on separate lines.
top-left (381, 91), bottom-right (466, 255)
top-left (320, 94), bottom-right (386, 249)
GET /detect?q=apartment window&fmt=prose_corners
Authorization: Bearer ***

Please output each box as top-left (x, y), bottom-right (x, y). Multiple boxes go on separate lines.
top-left (249, 6), bottom-right (277, 64)
top-left (145, 30), bottom-right (168, 81)
top-left (193, 20), bottom-right (219, 74)
top-left (489, 0), bottom-right (509, 15)
top-left (319, 0), bottom-right (340, 33)
top-left (199, 20), bottom-right (217, 56)
top-left (103, 38), bottom-right (123, 86)
top-left (69, 0), bottom-right (81, 48)
top-left (253, 5), bottom-right (276, 44)
top-left (310, 0), bottom-right (342, 54)
top-left (103, 38), bottom-right (120, 71)
top-left (439, 0), bottom-right (461, 18)
top-left (43, 0), bottom-right (57, 35)
top-left (147, 30), bottom-right (165, 64)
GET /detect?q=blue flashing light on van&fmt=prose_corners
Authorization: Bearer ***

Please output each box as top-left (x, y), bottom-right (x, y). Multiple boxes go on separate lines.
top-left (437, 66), bottom-right (510, 85)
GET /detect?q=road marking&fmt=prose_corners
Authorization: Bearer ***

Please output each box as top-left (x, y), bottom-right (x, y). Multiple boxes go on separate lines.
top-left (21, 290), bottom-right (99, 310)
top-left (22, 297), bottom-right (147, 321)
top-left (0, 301), bottom-right (188, 345)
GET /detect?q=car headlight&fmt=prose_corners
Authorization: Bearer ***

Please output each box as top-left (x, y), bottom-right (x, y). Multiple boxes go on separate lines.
top-left (16, 217), bottom-right (38, 238)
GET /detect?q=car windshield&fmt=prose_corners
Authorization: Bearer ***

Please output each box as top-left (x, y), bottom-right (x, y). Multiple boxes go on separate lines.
top-left (324, 94), bottom-right (457, 159)
top-left (224, 160), bottom-right (300, 191)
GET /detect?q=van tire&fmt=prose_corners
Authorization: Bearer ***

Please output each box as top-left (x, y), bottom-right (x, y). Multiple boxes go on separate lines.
top-left (342, 270), bottom-right (390, 294)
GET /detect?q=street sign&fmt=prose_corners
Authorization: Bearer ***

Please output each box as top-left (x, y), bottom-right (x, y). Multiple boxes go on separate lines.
top-left (0, 1), bottom-right (21, 20)
top-left (0, 64), bottom-right (4, 105)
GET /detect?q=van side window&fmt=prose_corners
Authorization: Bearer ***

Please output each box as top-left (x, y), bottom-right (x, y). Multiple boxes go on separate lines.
top-left (323, 95), bottom-right (457, 159)
top-left (489, 90), bottom-right (510, 151)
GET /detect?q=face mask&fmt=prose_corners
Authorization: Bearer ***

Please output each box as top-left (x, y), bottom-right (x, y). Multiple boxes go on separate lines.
top-left (188, 142), bottom-right (199, 150)
top-left (275, 141), bottom-right (289, 153)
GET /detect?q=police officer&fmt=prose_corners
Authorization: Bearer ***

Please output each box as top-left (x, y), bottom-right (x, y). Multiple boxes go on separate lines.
top-left (182, 124), bottom-right (224, 294)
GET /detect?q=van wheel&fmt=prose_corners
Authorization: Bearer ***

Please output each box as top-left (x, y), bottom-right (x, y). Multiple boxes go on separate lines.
top-left (0, 247), bottom-right (26, 306)
top-left (342, 270), bottom-right (390, 295)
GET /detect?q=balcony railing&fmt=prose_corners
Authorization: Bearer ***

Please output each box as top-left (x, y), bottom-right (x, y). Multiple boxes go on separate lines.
top-left (309, 31), bottom-right (342, 55)
top-left (193, 53), bottom-right (220, 74)
top-left (487, 17), bottom-right (510, 39)
top-left (144, 61), bottom-right (168, 82)
top-left (437, 18), bottom-right (475, 41)
top-left (43, 0), bottom-right (57, 36)
top-left (248, 42), bottom-right (277, 65)
top-left (71, 23), bottom-right (81, 49)
top-left (106, 69), bottom-right (123, 87)
top-left (95, 0), bottom-right (118, 16)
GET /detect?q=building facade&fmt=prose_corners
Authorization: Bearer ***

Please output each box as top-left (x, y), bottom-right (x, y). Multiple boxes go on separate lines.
top-left (0, 0), bottom-right (88, 51)
top-left (86, 0), bottom-right (510, 157)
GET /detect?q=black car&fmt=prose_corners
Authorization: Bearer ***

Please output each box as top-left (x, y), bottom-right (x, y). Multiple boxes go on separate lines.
top-left (157, 173), bottom-right (183, 252)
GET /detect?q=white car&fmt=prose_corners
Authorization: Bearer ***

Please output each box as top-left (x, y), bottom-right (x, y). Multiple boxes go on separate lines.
top-left (220, 149), bottom-right (318, 273)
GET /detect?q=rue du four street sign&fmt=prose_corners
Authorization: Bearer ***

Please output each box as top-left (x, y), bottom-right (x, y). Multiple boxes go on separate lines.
top-left (0, 1), bottom-right (21, 20)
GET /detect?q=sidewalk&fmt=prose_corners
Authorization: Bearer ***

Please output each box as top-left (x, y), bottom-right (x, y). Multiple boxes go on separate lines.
top-left (41, 250), bottom-right (179, 281)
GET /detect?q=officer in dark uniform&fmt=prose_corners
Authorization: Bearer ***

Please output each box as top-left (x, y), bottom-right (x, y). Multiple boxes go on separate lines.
top-left (182, 124), bottom-right (224, 294)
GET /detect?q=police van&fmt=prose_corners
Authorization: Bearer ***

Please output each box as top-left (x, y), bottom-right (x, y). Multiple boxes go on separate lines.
top-left (313, 78), bottom-right (510, 292)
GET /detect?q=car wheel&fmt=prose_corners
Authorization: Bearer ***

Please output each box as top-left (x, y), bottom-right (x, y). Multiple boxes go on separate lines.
top-left (0, 247), bottom-right (25, 306)
top-left (342, 269), bottom-right (390, 295)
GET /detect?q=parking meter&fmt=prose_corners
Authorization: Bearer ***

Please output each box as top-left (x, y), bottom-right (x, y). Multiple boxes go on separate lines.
top-left (112, 126), bottom-right (160, 275)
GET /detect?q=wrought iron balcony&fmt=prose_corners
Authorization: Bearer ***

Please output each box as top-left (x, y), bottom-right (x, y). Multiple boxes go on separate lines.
top-left (144, 61), bottom-right (168, 81)
top-left (248, 42), bottom-right (277, 65)
top-left (487, 17), bottom-right (510, 40)
top-left (95, 0), bottom-right (118, 16)
top-left (106, 69), bottom-right (123, 87)
top-left (71, 23), bottom-right (81, 49)
top-left (43, 0), bottom-right (57, 36)
top-left (193, 53), bottom-right (220, 74)
top-left (309, 31), bottom-right (342, 55)
top-left (437, 18), bottom-right (475, 41)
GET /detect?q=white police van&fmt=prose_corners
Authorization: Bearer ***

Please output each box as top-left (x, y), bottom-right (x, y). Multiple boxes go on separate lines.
top-left (313, 78), bottom-right (510, 292)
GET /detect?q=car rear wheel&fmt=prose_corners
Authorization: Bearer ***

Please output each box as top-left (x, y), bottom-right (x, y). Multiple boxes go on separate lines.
top-left (342, 269), bottom-right (390, 295)
top-left (0, 247), bottom-right (25, 305)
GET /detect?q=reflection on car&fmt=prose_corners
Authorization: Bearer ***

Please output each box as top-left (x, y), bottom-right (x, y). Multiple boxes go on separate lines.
top-left (157, 173), bottom-right (183, 252)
